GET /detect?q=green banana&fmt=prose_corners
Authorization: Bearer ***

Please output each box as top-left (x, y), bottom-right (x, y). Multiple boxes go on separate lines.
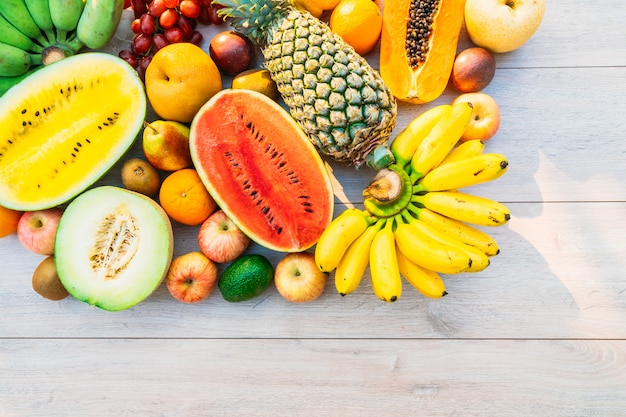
top-left (0, 67), bottom-right (35, 96)
top-left (49, 0), bottom-right (84, 40)
top-left (394, 219), bottom-right (472, 275)
top-left (334, 219), bottom-right (384, 296)
top-left (76, 0), bottom-right (124, 49)
top-left (408, 205), bottom-right (500, 257)
top-left (0, 0), bottom-right (46, 43)
top-left (390, 104), bottom-right (452, 168)
top-left (369, 220), bottom-right (402, 302)
top-left (412, 190), bottom-right (511, 227)
top-left (409, 101), bottom-right (474, 180)
top-left (439, 139), bottom-right (485, 166)
top-left (413, 153), bottom-right (509, 193)
top-left (315, 208), bottom-right (373, 273)
top-left (0, 42), bottom-right (34, 77)
top-left (0, 12), bottom-right (42, 52)
top-left (396, 248), bottom-right (447, 299)
top-left (24, 0), bottom-right (56, 42)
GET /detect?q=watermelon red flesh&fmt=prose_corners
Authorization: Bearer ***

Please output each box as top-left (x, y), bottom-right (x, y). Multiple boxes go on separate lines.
top-left (190, 89), bottom-right (334, 252)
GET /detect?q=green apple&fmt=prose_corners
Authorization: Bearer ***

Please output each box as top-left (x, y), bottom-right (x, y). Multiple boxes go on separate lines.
top-left (465, 0), bottom-right (546, 53)
top-left (142, 120), bottom-right (193, 172)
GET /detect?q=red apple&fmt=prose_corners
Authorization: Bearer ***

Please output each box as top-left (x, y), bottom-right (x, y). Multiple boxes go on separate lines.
top-left (452, 92), bottom-right (501, 142)
top-left (17, 207), bottom-right (63, 255)
top-left (450, 47), bottom-right (496, 93)
top-left (198, 209), bottom-right (250, 263)
top-left (274, 252), bottom-right (327, 303)
top-left (166, 251), bottom-right (218, 303)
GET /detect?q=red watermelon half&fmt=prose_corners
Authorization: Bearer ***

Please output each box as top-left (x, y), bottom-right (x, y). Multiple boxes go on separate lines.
top-left (189, 89), bottom-right (335, 252)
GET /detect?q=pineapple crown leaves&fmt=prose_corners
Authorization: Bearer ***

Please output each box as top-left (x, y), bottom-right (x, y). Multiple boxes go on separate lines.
top-left (212, 0), bottom-right (294, 45)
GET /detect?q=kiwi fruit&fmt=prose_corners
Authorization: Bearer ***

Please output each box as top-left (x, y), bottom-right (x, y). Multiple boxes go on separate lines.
top-left (121, 158), bottom-right (162, 197)
top-left (32, 256), bottom-right (69, 301)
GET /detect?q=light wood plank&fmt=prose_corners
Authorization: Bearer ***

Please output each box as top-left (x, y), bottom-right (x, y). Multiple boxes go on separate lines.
top-left (2, 202), bottom-right (625, 339)
top-left (1, 339), bottom-right (625, 417)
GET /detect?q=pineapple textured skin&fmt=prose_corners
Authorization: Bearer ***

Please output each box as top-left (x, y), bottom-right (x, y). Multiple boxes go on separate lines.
top-left (215, 0), bottom-right (397, 169)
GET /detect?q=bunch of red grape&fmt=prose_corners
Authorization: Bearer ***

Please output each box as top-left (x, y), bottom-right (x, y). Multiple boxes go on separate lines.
top-left (119, 0), bottom-right (226, 80)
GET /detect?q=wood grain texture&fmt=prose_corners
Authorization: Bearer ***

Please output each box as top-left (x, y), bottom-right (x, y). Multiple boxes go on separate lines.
top-left (1, 0), bottom-right (626, 415)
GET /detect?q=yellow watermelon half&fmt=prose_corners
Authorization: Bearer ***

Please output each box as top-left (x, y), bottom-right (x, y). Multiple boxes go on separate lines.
top-left (0, 52), bottom-right (146, 211)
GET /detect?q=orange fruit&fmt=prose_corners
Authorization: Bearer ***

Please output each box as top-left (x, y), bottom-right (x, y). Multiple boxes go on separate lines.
top-left (145, 43), bottom-right (223, 123)
top-left (0, 205), bottom-right (23, 238)
top-left (158, 168), bottom-right (217, 226)
top-left (329, 0), bottom-right (383, 56)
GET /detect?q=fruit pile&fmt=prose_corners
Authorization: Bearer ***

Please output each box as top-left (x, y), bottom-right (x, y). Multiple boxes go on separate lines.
top-left (0, 0), bottom-right (124, 95)
top-left (119, 0), bottom-right (225, 79)
top-left (0, 0), bottom-right (547, 308)
top-left (315, 101), bottom-right (510, 301)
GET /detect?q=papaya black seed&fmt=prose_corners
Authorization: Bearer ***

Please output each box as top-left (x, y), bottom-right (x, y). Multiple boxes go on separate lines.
top-left (35, 111), bottom-right (39, 116)
top-left (21, 109), bottom-right (26, 114)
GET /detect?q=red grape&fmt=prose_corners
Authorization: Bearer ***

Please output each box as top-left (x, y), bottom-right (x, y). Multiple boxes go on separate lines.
top-left (153, 33), bottom-right (170, 50)
top-left (140, 13), bottom-right (155, 35)
top-left (148, 0), bottom-right (167, 17)
top-left (176, 15), bottom-right (194, 38)
top-left (132, 32), bottom-right (153, 55)
top-left (164, 26), bottom-right (184, 43)
top-left (209, 4), bottom-right (225, 25)
top-left (188, 30), bottom-right (203, 45)
top-left (119, 49), bottom-right (139, 68)
top-left (131, 18), bottom-right (141, 33)
top-left (159, 8), bottom-right (179, 28)
top-left (163, 0), bottom-right (179, 8)
top-left (197, 6), bottom-right (211, 25)
top-left (139, 55), bottom-right (153, 72)
top-left (179, 0), bottom-right (201, 19)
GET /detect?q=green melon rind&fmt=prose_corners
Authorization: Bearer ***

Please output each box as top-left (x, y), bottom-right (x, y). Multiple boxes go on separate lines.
top-left (55, 186), bottom-right (174, 311)
top-left (189, 88), bottom-right (335, 252)
top-left (0, 52), bottom-right (147, 211)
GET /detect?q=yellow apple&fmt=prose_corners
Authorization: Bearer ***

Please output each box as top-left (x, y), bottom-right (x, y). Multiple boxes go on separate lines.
top-left (465, 0), bottom-right (546, 53)
top-left (452, 92), bottom-right (501, 142)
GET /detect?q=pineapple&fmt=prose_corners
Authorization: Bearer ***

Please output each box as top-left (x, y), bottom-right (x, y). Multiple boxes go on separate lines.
top-left (214, 0), bottom-right (397, 170)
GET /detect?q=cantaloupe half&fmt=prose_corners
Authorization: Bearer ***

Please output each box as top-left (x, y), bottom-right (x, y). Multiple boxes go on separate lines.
top-left (55, 186), bottom-right (174, 311)
top-left (0, 52), bottom-right (146, 211)
top-left (190, 89), bottom-right (334, 252)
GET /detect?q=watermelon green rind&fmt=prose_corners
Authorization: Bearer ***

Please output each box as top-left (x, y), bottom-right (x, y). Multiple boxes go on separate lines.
top-left (189, 89), bottom-right (334, 253)
top-left (0, 52), bottom-right (147, 211)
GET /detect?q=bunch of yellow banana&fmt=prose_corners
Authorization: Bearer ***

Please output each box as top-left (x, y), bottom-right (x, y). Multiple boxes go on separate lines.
top-left (315, 101), bottom-right (511, 302)
top-left (0, 0), bottom-right (125, 95)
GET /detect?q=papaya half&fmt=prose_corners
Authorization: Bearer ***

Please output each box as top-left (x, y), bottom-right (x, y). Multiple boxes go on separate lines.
top-left (380, 0), bottom-right (466, 104)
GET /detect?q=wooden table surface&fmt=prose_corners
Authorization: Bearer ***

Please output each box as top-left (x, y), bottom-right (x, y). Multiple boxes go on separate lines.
top-left (2, 1), bottom-right (626, 415)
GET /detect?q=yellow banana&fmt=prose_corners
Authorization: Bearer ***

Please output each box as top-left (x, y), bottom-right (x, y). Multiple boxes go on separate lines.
top-left (412, 190), bottom-right (511, 227)
top-left (394, 220), bottom-right (472, 275)
top-left (439, 139), bottom-right (485, 166)
top-left (410, 205), bottom-right (499, 256)
top-left (405, 217), bottom-right (490, 273)
top-left (0, 0), bottom-right (44, 42)
top-left (334, 219), bottom-right (384, 296)
top-left (369, 220), bottom-right (402, 302)
top-left (396, 248), bottom-right (447, 299)
top-left (409, 101), bottom-right (473, 179)
top-left (76, 0), bottom-right (125, 49)
top-left (0, 42), bottom-right (34, 77)
top-left (315, 208), bottom-right (373, 272)
top-left (413, 153), bottom-right (508, 193)
top-left (390, 104), bottom-right (452, 168)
